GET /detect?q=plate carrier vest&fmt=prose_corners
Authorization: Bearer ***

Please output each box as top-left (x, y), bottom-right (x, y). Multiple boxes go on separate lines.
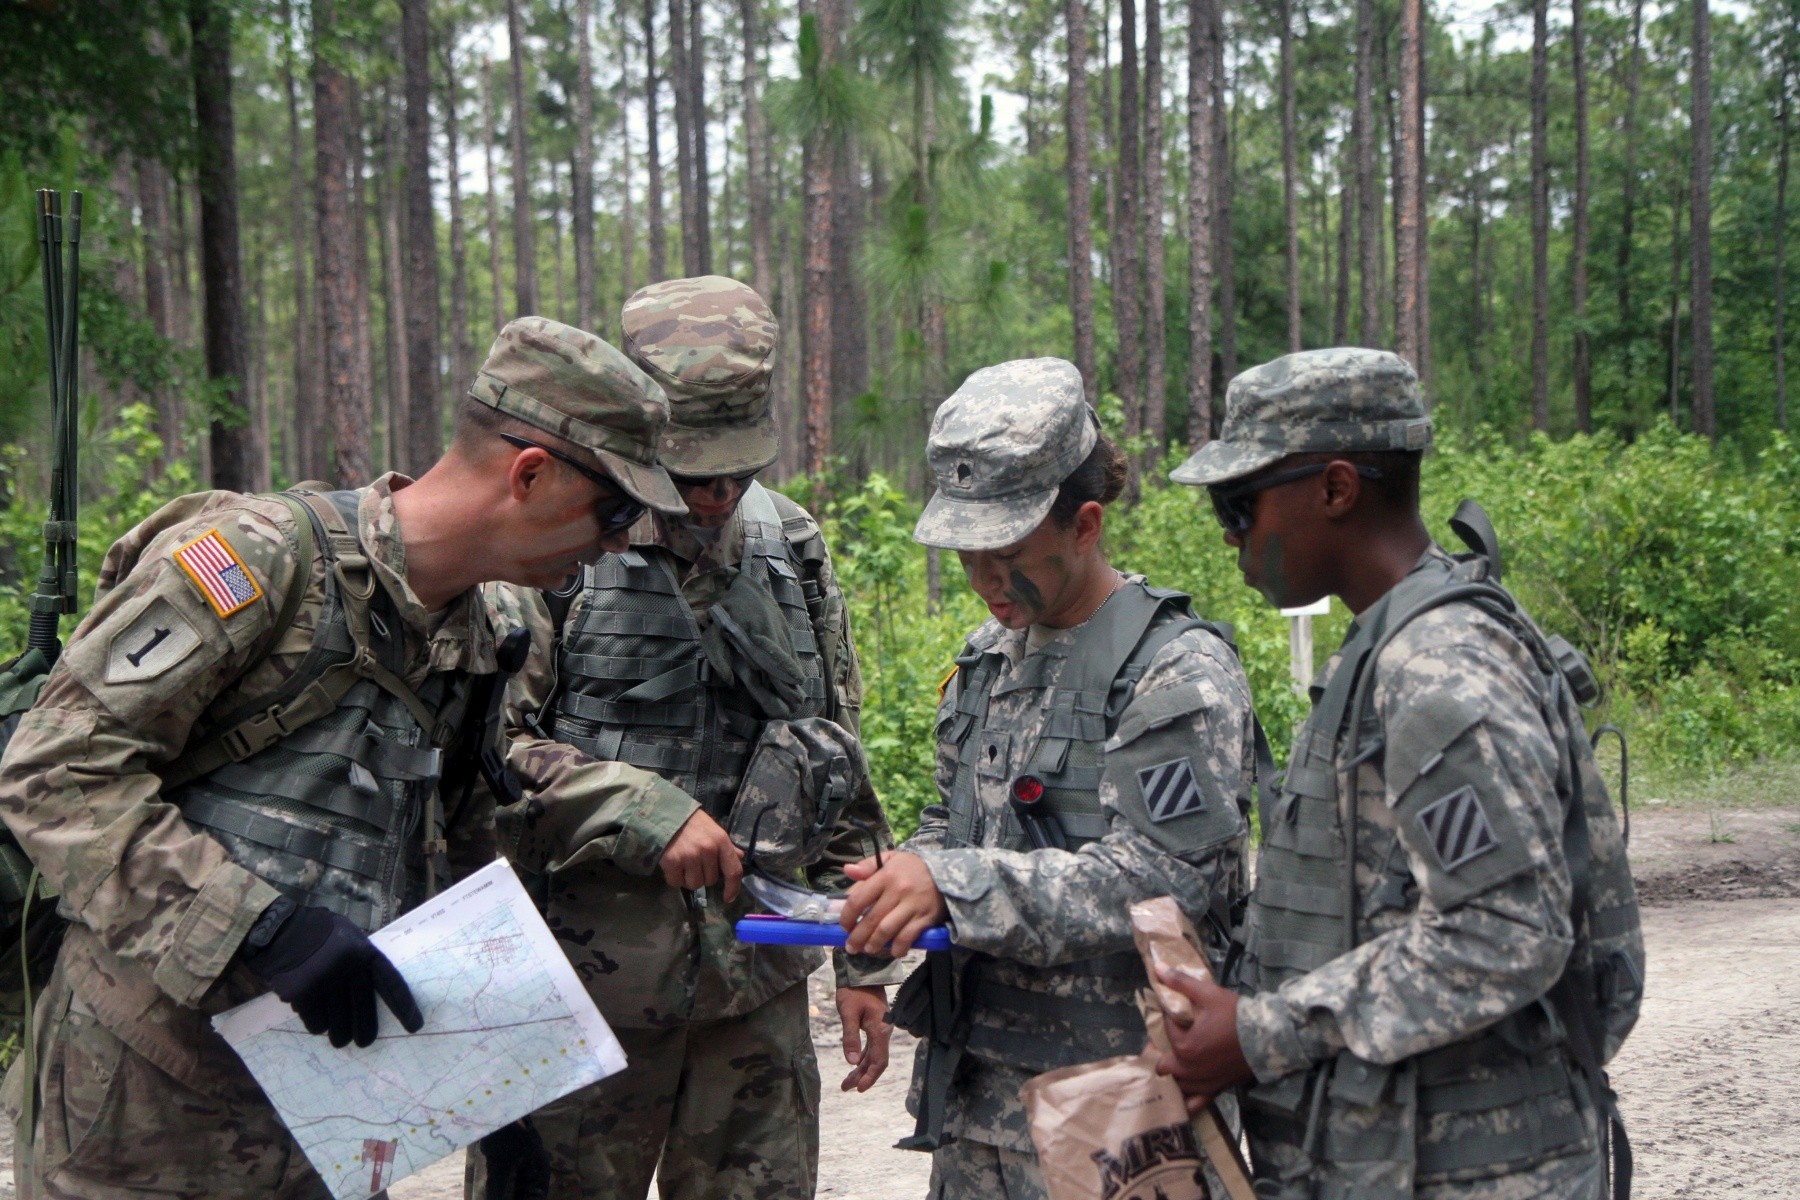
top-left (898, 580), bottom-right (1260, 1151)
top-left (159, 491), bottom-right (478, 932)
top-left (544, 483), bottom-right (827, 815)
top-left (1237, 502), bottom-right (1642, 1200)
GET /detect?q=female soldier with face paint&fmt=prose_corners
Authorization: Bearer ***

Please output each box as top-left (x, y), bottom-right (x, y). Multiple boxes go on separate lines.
top-left (835, 358), bottom-right (1259, 1200)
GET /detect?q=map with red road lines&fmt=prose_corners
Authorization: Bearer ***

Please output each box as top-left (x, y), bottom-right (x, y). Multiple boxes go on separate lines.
top-left (215, 861), bottom-right (627, 1200)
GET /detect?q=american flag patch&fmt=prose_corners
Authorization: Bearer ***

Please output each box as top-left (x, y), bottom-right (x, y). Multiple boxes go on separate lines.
top-left (173, 529), bottom-right (264, 618)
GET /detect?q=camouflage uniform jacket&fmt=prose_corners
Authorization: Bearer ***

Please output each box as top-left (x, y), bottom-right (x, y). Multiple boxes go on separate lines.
top-left (485, 490), bottom-right (902, 1031)
top-left (905, 591), bottom-right (1255, 1154)
top-left (1235, 547), bottom-right (1615, 1193)
top-left (0, 477), bottom-right (499, 1093)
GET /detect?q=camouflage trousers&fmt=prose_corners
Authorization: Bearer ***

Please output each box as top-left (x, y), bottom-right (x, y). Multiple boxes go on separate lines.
top-left (925, 1138), bottom-right (1049, 1200)
top-left (469, 982), bottom-right (820, 1200)
top-left (6, 970), bottom-right (331, 1200)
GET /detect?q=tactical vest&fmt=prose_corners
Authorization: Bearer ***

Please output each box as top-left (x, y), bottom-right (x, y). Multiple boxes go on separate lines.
top-left (900, 582), bottom-right (1250, 1149)
top-left (547, 483), bottom-right (827, 814)
top-left (1238, 503), bottom-right (1642, 1199)
top-left (160, 491), bottom-right (474, 932)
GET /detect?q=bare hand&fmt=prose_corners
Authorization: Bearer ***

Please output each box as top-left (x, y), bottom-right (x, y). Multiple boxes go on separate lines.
top-left (1153, 965), bottom-right (1257, 1112)
top-left (835, 985), bottom-right (892, 1093)
top-left (839, 853), bottom-right (947, 957)
top-left (659, 810), bottom-right (744, 901)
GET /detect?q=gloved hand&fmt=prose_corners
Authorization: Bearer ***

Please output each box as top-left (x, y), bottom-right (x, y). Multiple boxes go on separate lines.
top-left (242, 903), bottom-right (423, 1048)
top-left (481, 1117), bottom-right (552, 1200)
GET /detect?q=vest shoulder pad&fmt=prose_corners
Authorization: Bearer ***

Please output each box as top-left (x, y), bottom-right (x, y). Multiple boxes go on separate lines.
top-left (764, 489), bottom-right (827, 565)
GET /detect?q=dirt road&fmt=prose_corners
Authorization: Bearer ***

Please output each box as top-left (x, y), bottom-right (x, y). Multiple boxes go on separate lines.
top-left (2, 805), bottom-right (1794, 1197)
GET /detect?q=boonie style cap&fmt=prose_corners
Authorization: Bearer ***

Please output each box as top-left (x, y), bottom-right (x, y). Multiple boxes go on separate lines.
top-left (913, 357), bottom-right (1098, 551)
top-left (621, 275), bottom-right (781, 477)
top-left (1169, 347), bottom-right (1432, 488)
top-left (469, 316), bottom-right (687, 513)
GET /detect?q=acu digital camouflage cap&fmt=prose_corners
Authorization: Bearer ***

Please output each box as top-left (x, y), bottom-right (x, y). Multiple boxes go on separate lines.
top-left (469, 317), bottom-right (686, 513)
top-left (913, 357), bottom-right (1098, 551)
top-left (621, 275), bottom-right (780, 476)
top-left (1169, 347), bottom-right (1432, 488)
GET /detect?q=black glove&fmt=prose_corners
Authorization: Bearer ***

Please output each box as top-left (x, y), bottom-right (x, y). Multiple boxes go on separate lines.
top-left (481, 1117), bottom-right (552, 1200)
top-left (242, 902), bottom-right (424, 1048)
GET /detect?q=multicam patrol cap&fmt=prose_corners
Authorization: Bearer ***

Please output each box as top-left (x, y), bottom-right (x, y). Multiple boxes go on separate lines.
top-left (1169, 347), bottom-right (1432, 488)
top-left (469, 316), bottom-right (686, 513)
top-left (621, 275), bottom-right (781, 477)
top-left (913, 357), bottom-right (1098, 551)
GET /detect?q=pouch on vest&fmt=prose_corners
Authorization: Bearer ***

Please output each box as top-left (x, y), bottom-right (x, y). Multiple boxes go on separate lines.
top-left (0, 649), bottom-right (66, 1022)
top-left (725, 717), bottom-right (868, 874)
top-left (700, 565), bottom-right (808, 720)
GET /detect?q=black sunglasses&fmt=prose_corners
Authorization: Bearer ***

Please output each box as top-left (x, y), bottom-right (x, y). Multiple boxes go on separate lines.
top-left (667, 467), bottom-right (761, 488)
top-left (498, 433), bottom-right (647, 534)
top-left (1207, 462), bottom-right (1384, 537)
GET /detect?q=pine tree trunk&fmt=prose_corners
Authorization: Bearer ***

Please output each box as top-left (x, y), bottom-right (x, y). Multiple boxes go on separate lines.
top-left (690, 0), bottom-right (713, 273)
top-left (401, 0), bottom-right (441, 471)
top-left (313, 0), bottom-right (368, 486)
top-left (441, 33), bottom-right (474, 396)
top-left (1777, 33), bottom-right (1792, 432)
top-left (1669, 183), bottom-right (1683, 423)
top-left (1415, 17), bottom-right (1431, 395)
top-left (277, 0), bottom-right (316, 481)
top-left (803, 5), bottom-right (843, 478)
top-left (1570, 0), bottom-right (1591, 432)
top-left (1115, 0), bottom-right (1143, 451)
top-left (741, 0), bottom-right (772, 300)
top-left (190, 0), bottom-right (256, 492)
top-left (1281, 0), bottom-right (1301, 353)
top-left (1689, 0), bottom-right (1715, 439)
top-left (137, 157), bottom-right (185, 471)
top-left (644, 0), bottom-right (668, 284)
top-left (351, 83), bottom-right (376, 437)
top-left (1396, 0), bottom-right (1421, 368)
top-left (483, 61), bottom-right (506, 338)
top-left (619, 1), bottom-right (638, 306)
top-left (549, 161), bottom-right (567, 318)
top-left (1529, 0), bottom-right (1549, 431)
top-left (1066, 0), bottom-right (1098, 400)
top-left (1184, 0), bottom-right (1214, 445)
top-left (573, 0), bottom-right (597, 329)
top-left (1617, 0), bottom-right (1644, 384)
top-left (376, 96), bottom-right (409, 469)
top-left (1353, 0), bottom-right (1378, 347)
top-left (1143, 0), bottom-right (1167, 457)
top-left (1334, 139), bottom-right (1352, 345)
top-left (832, 134), bottom-right (868, 410)
top-left (669, 0), bottom-right (697, 275)
top-left (507, 0), bottom-right (538, 313)
top-left (1211, 10), bottom-right (1235, 381)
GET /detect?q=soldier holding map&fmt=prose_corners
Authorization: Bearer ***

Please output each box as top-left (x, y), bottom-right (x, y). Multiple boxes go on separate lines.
top-left (0, 319), bottom-right (682, 1199)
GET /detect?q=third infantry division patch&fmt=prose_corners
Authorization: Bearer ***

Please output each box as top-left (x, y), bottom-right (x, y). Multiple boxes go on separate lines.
top-left (1417, 785), bottom-right (1499, 871)
top-left (1138, 758), bottom-right (1206, 823)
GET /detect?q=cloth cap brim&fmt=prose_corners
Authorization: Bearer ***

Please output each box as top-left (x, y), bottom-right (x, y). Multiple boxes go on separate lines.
top-left (594, 446), bottom-right (688, 514)
top-left (660, 405), bottom-right (780, 476)
top-left (1168, 440), bottom-right (1289, 488)
top-left (912, 487), bottom-right (1059, 551)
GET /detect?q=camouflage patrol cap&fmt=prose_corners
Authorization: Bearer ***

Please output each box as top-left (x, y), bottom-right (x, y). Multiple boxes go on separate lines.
top-left (913, 357), bottom-right (1098, 551)
top-left (621, 276), bottom-right (780, 476)
top-left (469, 317), bottom-right (686, 513)
top-left (1169, 348), bottom-right (1432, 488)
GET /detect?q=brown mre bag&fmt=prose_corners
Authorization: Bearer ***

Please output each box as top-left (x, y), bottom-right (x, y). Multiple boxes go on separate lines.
top-left (1020, 1054), bottom-right (1211, 1200)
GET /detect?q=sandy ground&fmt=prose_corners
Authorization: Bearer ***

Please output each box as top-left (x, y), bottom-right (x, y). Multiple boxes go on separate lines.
top-left (2, 804), bottom-right (1796, 1198)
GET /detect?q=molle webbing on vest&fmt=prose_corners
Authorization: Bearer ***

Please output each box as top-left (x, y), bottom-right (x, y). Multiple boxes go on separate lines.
top-left (551, 482), bottom-right (827, 814)
top-left (164, 490), bottom-right (465, 931)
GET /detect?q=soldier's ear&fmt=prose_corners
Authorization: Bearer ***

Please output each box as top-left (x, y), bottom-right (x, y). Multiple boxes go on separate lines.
top-left (1072, 500), bottom-right (1106, 554)
top-left (1320, 460), bottom-right (1364, 519)
top-left (506, 445), bottom-right (556, 503)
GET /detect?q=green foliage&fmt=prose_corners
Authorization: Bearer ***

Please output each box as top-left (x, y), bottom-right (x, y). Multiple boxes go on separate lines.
top-left (0, 406), bottom-right (195, 662)
top-left (812, 426), bottom-right (1800, 836)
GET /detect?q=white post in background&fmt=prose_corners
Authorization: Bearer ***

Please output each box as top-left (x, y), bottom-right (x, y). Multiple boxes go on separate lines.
top-left (1279, 596), bottom-right (1331, 694)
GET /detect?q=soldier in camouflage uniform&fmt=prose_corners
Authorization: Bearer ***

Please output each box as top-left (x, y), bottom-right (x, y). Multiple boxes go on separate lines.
top-left (1158, 348), bottom-right (1644, 1199)
top-left (476, 276), bottom-right (903, 1200)
top-left (836, 358), bottom-right (1257, 1200)
top-left (0, 318), bottom-right (685, 1200)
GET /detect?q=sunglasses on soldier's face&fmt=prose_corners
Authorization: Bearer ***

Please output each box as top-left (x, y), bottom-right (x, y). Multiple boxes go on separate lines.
top-left (498, 433), bottom-right (647, 534)
top-left (668, 467), bottom-right (761, 488)
top-left (1207, 462), bottom-right (1384, 537)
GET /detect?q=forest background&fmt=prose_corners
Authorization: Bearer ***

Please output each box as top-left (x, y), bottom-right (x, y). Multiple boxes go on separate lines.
top-left (1, 0), bottom-right (1797, 836)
